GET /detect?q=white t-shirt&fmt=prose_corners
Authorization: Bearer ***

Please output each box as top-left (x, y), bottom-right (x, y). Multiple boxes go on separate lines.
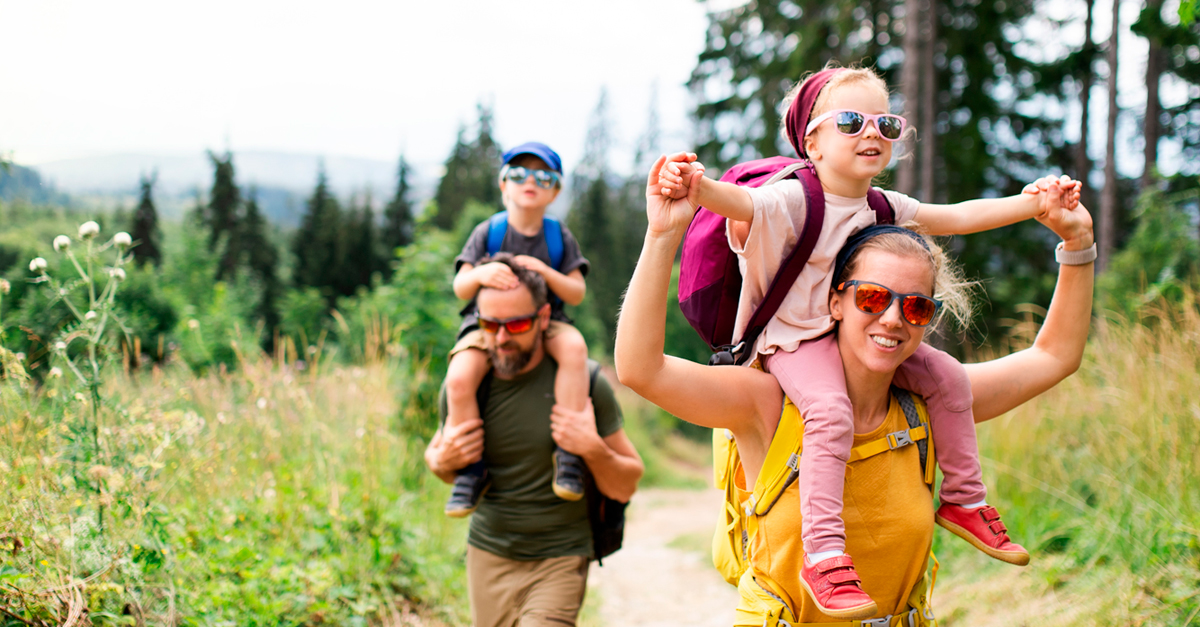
top-left (728, 180), bottom-right (920, 358)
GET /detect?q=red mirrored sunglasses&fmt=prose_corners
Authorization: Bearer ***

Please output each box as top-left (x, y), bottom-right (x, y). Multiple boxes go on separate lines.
top-left (837, 280), bottom-right (942, 327)
top-left (478, 313), bottom-right (539, 335)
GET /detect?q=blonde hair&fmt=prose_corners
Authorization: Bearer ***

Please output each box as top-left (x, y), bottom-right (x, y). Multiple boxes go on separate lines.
top-left (779, 63), bottom-right (913, 149)
top-left (834, 224), bottom-right (976, 331)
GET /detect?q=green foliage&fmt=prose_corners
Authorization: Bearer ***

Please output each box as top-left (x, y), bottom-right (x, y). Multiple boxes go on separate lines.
top-left (431, 103), bottom-right (502, 231)
top-left (1098, 184), bottom-right (1200, 317)
top-left (280, 286), bottom-right (330, 351)
top-left (206, 151), bottom-right (242, 280)
top-left (291, 165), bottom-right (344, 304)
top-left (1183, 0), bottom-right (1199, 25)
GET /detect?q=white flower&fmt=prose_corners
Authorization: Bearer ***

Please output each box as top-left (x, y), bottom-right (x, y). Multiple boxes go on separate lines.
top-left (0, 279), bottom-right (9, 294)
top-left (85, 311), bottom-right (97, 321)
top-left (113, 232), bottom-right (132, 247)
top-left (54, 341), bottom-right (67, 352)
top-left (109, 268), bottom-right (126, 281)
top-left (30, 257), bottom-right (47, 272)
top-left (187, 319), bottom-right (200, 330)
top-left (15, 352), bottom-right (26, 362)
top-left (53, 235), bottom-right (71, 252)
top-left (49, 367), bottom-right (63, 378)
top-left (79, 221), bottom-right (100, 238)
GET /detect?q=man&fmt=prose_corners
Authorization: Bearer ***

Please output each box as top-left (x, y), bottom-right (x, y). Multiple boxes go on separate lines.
top-left (425, 253), bottom-right (644, 627)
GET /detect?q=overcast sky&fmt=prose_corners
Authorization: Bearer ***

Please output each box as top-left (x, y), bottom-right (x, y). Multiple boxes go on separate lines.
top-left (2, 0), bottom-right (1169, 183)
top-left (1, 0), bottom-right (719, 175)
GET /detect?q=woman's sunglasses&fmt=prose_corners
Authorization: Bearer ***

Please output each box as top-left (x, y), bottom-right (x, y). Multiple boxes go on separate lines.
top-left (501, 165), bottom-right (561, 190)
top-left (837, 280), bottom-right (942, 327)
top-left (478, 313), bottom-right (540, 335)
top-left (806, 110), bottom-right (907, 141)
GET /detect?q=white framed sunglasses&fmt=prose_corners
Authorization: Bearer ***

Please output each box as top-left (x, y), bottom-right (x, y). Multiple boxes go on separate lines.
top-left (805, 110), bottom-right (908, 141)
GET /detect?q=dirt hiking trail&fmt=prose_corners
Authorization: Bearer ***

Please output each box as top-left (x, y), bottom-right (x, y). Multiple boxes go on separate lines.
top-left (586, 487), bottom-right (739, 626)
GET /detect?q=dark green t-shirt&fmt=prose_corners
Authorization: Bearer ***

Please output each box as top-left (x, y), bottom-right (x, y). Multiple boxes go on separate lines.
top-left (438, 358), bottom-right (623, 561)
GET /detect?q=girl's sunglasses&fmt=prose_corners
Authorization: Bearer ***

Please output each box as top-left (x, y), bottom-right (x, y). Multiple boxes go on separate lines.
top-left (501, 165), bottom-right (561, 190)
top-left (806, 110), bottom-right (907, 141)
top-left (478, 313), bottom-right (539, 335)
top-left (837, 280), bottom-right (942, 327)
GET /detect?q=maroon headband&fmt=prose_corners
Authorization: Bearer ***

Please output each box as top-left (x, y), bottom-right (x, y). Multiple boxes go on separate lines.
top-left (785, 67), bottom-right (846, 159)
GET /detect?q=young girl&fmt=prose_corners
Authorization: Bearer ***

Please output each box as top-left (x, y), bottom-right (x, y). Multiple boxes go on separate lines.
top-left (659, 66), bottom-right (1082, 619)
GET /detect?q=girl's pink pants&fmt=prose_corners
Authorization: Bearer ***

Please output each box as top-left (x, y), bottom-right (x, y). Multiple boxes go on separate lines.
top-left (766, 334), bottom-right (985, 554)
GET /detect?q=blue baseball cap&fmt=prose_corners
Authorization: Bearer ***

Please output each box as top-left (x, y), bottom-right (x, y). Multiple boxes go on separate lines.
top-left (501, 142), bottom-right (563, 174)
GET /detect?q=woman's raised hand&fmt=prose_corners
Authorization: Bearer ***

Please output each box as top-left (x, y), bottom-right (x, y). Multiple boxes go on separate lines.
top-left (1036, 183), bottom-right (1094, 250)
top-left (646, 153), bottom-right (705, 237)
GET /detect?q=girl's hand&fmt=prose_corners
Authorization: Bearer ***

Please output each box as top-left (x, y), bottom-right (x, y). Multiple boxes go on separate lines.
top-left (658, 152), bottom-right (704, 200)
top-left (646, 154), bottom-right (704, 237)
top-left (1036, 185), bottom-right (1094, 250)
top-left (1023, 174), bottom-right (1082, 216)
top-left (475, 262), bottom-right (520, 290)
top-left (513, 255), bottom-right (550, 277)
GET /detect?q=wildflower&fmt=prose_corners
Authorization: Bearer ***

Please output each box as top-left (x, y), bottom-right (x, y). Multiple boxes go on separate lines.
top-left (85, 310), bottom-right (97, 321)
top-left (54, 341), bottom-right (67, 352)
top-left (256, 397), bottom-right (267, 410)
top-left (113, 232), bottom-right (132, 247)
top-left (29, 257), bottom-right (47, 272)
top-left (79, 221), bottom-right (100, 238)
top-left (15, 352), bottom-right (25, 361)
top-left (109, 267), bottom-right (126, 281)
top-left (53, 235), bottom-right (71, 251)
top-left (49, 366), bottom-right (63, 378)
top-left (0, 278), bottom-right (9, 294)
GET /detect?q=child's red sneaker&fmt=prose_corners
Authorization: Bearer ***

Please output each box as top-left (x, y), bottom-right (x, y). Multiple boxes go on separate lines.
top-left (936, 503), bottom-right (1030, 566)
top-left (799, 555), bottom-right (878, 620)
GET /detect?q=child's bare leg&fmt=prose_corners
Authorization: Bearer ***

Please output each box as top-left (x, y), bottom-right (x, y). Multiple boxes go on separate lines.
top-left (895, 343), bottom-right (1029, 565)
top-left (767, 335), bottom-right (877, 619)
top-left (545, 323), bottom-right (589, 412)
top-left (444, 344), bottom-right (492, 517)
top-left (545, 322), bottom-right (588, 501)
top-left (446, 346), bottom-right (490, 433)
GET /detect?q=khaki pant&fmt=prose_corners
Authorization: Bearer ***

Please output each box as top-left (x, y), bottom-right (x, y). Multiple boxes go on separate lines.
top-left (466, 545), bottom-right (589, 627)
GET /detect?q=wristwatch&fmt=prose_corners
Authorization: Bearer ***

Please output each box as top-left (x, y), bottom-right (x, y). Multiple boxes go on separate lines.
top-left (1055, 241), bottom-right (1097, 265)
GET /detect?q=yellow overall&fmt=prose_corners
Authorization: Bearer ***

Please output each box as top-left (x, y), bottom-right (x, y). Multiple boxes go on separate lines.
top-left (713, 390), bottom-right (939, 626)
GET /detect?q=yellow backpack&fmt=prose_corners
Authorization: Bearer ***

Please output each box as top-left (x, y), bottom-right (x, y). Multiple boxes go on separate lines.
top-left (711, 386), bottom-right (937, 587)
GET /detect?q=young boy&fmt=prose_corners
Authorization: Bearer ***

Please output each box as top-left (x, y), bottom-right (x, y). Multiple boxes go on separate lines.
top-left (443, 142), bottom-right (593, 517)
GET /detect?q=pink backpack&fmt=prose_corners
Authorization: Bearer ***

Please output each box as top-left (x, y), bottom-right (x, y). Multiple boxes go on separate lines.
top-left (677, 157), bottom-right (894, 365)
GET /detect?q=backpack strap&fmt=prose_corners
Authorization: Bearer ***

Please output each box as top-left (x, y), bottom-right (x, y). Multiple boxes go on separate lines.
top-left (543, 216), bottom-right (564, 271)
top-left (732, 165), bottom-right (826, 365)
top-left (486, 211), bottom-right (508, 257)
top-left (867, 187), bottom-right (895, 225)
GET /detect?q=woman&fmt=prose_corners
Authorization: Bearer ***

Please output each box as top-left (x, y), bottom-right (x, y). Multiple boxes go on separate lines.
top-left (615, 156), bottom-right (1095, 625)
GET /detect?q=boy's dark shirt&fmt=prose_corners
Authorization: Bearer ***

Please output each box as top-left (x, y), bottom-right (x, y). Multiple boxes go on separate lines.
top-left (455, 218), bottom-right (590, 334)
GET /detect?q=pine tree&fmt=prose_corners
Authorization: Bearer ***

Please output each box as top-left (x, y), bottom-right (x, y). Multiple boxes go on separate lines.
top-left (339, 192), bottom-right (386, 297)
top-left (240, 188), bottom-right (282, 346)
top-left (292, 164), bottom-right (344, 305)
top-left (382, 154), bottom-right (415, 261)
top-left (129, 172), bottom-right (162, 267)
top-left (206, 151), bottom-right (242, 280)
top-left (432, 103), bottom-right (503, 230)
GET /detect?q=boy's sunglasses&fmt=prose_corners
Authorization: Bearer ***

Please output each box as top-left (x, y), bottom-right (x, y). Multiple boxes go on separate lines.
top-left (806, 110), bottom-right (907, 141)
top-left (836, 280), bottom-right (942, 327)
top-left (501, 165), bottom-right (561, 190)
top-left (478, 313), bottom-right (540, 335)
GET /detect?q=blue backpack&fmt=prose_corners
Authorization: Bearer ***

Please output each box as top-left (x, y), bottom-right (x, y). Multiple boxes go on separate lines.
top-left (485, 211), bottom-right (565, 271)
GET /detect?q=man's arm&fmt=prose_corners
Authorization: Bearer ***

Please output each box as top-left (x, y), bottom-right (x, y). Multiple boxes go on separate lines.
top-left (424, 417), bottom-right (485, 484)
top-left (550, 401), bottom-right (644, 503)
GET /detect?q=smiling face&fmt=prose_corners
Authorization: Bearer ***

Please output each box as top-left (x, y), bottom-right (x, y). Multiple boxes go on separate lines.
top-left (830, 249), bottom-right (934, 380)
top-left (499, 154), bottom-right (561, 214)
top-left (803, 81), bottom-right (894, 191)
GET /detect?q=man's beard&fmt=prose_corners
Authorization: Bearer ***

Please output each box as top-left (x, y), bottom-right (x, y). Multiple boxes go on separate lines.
top-left (489, 331), bottom-right (541, 378)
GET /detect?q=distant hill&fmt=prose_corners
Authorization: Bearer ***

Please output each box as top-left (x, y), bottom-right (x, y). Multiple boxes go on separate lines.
top-left (0, 162), bottom-right (72, 206)
top-left (21, 151), bottom-right (439, 227)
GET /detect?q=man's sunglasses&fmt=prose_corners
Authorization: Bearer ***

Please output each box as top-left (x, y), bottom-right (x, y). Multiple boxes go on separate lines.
top-left (806, 110), bottom-right (907, 141)
top-left (478, 313), bottom-right (540, 335)
top-left (836, 280), bottom-right (942, 327)
top-left (501, 165), bottom-right (561, 190)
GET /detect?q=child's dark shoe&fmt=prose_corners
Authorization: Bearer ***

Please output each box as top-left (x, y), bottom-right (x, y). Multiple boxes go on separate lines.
top-left (799, 555), bottom-right (878, 620)
top-left (552, 448), bottom-right (585, 501)
top-left (445, 468), bottom-right (491, 518)
top-left (936, 503), bottom-right (1030, 565)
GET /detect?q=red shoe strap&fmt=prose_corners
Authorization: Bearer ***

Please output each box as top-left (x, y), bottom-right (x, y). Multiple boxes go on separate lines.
top-left (815, 555), bottom-right (856, 572)
top-left (826, 570), bottom-right (863, 586)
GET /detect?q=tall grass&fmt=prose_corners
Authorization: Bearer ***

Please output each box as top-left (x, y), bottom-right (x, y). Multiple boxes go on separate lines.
top-left (1, 348), bottom-right (468, 625)
top-left (936, 298), bottom-right (1200, 625)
